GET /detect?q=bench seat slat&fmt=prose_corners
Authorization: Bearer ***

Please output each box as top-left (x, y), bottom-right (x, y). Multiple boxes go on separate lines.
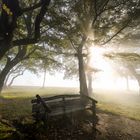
top-left (32, 104), bottom-right (92, 117)
top-left (31, 94), bottom-right (97, 121)
top-left (50, 107), bottom-right (87, 116)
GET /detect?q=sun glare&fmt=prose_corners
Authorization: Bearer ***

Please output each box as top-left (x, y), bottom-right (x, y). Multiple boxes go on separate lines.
top-left (88, 47), bottom-right (112, 73)
top-left (87, 47), bottom-right (139, 91)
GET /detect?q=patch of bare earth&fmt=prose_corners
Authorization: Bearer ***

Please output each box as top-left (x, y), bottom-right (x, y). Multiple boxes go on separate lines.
top-left (96, 111), bottom-right (140, 140)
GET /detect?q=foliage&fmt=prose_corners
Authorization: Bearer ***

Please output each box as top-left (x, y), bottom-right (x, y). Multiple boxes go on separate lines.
top-left (104, 51), bottom-right (140, 92)
top-left (0, 0), bottom-right (51, 59)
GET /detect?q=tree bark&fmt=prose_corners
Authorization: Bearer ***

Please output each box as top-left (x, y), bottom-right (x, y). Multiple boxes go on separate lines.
top-left (77, 47), bottom-right (88, 96)
top-left (0, 39), bottom-right (11, 60)
top-left (42, 68), bottom-right (47, 88)
top-left (0, 62), bottom-right (16, 93)
top-left (87, 72), bottom-right (93, 95)
top-left (0, 47), bottom-right (27, 93)
top-left (3, 72), bottom-right (10, 89)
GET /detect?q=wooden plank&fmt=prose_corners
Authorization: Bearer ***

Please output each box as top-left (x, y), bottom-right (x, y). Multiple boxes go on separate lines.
top-left (31, 94), bottom-right (97, 121)
top-left (45, 99), bottom-right (89, 110)
top-left (31, 94), bottom-right (81, 103)
top-left (32, 94), bottom-right (97, 105)
top-left (32, 101), bottom-right (92, 116)
top-left (49, 106), bottom-right (88, 116)
top-left (32, 106), bottom-right (84, 117)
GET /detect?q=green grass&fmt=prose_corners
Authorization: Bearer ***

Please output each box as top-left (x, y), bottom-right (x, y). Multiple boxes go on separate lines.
top-left (93, 89), bottom-right (140, 121)
top-left (0, 87), bottom-right (79, 139)
top-left (0, 87), bottom-right (140, 121)
top-left (0, 87), bottom-right (140, 139)
top-left (0, 87), bottom-right (79, 119)
top-left (2, 86), bottom-right (79, 98)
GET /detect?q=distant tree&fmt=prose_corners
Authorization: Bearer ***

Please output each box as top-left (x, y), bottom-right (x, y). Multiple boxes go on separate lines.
top-left (105, 52), bottom-right (140, 93)
top-left (38, 48), bottom-right (62, 88)
top-left (0, 42), bottom-right (63, 93)
top-left (4, 64), bottom-right (26, 88)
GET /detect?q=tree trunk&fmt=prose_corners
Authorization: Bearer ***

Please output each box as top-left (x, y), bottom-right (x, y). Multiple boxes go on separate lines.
top-left (0, 40), bottom-right (11, 60)
top-left (87, 72), bottom-right (93, 95)
top-left (0, 65), bottom-right (12, 93)
top-left (42, 69), bottom-right (47, 88)
top-left (0, 45), bottom-right (28, 93)
top-left (3, 73), bottom-right (10, 88)
top-left (77, 47), bottom-right (88, 96)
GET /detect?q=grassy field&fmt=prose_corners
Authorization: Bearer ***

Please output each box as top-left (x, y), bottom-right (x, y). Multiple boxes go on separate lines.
top-left (0, 87), bottom-right (140, 139)
top-left (0, 87), bottom-right (79, 119)
top-left (0, 87), bottom-right (79, 139)
top-left (93, 89), bottom-right (140, 121)
top-left (0, 87), bottom-right (140, 120)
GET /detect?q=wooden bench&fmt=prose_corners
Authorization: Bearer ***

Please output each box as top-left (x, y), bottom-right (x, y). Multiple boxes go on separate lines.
top-left (31, 94), bottom-right (98, 124)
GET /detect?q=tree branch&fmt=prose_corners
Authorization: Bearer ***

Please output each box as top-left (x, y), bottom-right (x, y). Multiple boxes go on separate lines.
top-left (13, 0), bottom-right (51, 47)
top-left (102, 19), bottom-right (131, 45)
top-left (22, 2), bottom-right (42, 13)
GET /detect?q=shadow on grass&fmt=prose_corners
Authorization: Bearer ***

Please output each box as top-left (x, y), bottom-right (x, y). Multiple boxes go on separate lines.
top-left (0, 111), bottom-right (98, 140)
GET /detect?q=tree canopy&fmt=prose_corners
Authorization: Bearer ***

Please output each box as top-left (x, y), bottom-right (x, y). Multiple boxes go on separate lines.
top-left (0, 0), bottom-right (51, 59)
top-left (0, 0), bottom-right (140, 94)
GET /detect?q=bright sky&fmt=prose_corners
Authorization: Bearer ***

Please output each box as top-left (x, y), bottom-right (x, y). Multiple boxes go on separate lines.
top-left (12, 71), bottom-right (79, 87)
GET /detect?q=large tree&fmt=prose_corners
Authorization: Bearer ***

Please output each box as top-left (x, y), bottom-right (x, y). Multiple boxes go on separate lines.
top-left (43, 0), bottom-right (140, 96)
top-left (0, 0), bottom-right (51, 59)
top-left (1, 0), bottom-right (139, 95)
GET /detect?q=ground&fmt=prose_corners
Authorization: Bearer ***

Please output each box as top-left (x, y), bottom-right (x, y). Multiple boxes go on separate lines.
top-left (0, 87), bottom-right (140, 140)
top-left (96, 111), bottom-right (140, 140)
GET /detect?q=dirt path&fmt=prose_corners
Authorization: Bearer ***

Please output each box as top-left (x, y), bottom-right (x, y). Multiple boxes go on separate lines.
top-left (96, 112), bottom-right (140, 140)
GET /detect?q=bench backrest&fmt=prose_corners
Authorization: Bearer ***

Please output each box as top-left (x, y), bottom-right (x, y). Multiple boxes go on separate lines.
top-left (31, 94), bottom-right (97, 117)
